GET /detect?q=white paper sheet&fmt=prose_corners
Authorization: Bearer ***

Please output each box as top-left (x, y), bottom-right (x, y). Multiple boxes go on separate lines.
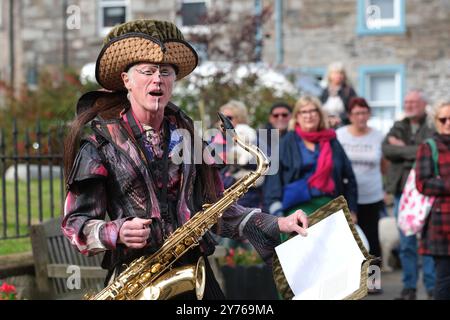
top-left (275, 209), bottom-right (365, 300)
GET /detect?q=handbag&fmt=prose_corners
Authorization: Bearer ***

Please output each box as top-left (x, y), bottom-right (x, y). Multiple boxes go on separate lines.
top-left (397, 139), bottom-right (439, 236)
top-left (282, 178), bottom-right (311, 210)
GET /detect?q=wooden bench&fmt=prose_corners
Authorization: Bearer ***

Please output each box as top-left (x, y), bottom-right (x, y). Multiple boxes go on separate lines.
top-left (30, 217), bottom-right (107, 299)
top-left (29, 216), bottom-right (229, 299)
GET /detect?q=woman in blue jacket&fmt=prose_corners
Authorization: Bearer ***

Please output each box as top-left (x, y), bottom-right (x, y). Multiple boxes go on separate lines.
top-left (264, 96), bottom-right (358, 223)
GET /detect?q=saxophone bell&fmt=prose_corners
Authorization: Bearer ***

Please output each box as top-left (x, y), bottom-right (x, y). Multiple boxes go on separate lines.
top-left (136, 256), bottom-right (206, 300)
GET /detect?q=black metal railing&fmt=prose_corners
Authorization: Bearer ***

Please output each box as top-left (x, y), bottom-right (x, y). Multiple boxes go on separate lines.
top-left (0, 120), bottom-right (65, 240)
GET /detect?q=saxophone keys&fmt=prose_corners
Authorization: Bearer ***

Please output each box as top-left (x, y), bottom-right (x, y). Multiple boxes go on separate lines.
top-left (184, 237), bottom-right (194, 246)
top-left (151, 263), bottom-right (162, 274)
top-left (116, 293), bottom-right (126, 300)
top-left (163, 252), bottom-right (173, 261)
top-left (126, 282), bottom-right (141, 295)
top-left (139, 271), bottom-right (153, 283)
top-left (175, 244), bottom-right (185, 255)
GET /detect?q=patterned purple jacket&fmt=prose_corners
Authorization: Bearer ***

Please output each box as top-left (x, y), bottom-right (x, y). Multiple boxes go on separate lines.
top-left (62, 103), bottom-right (280, 274)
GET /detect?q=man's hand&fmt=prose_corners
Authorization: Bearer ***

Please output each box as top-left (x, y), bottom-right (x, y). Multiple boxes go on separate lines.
top-left (278, 210), bottom-right (308, 237)
top-left (388, 136), bottom-right (406, 146)
top-left (118, 218), bottom-right (152, 249)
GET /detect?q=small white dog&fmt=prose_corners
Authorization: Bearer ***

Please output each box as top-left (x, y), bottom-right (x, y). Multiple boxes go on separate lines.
top-left (378, 216), bottom-right (400, 272)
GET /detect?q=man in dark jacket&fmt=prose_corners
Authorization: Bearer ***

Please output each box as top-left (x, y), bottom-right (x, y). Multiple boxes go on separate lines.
top-left (258, 102), bottom-right (292, 156)
top-left (259, 102), bottom-right (292, 212)
top-left (382, 90), bottom-right (436, 300)
top-left (61, 19), bottom-right (309, 300)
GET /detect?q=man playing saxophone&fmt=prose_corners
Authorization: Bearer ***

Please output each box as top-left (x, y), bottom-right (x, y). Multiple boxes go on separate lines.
top-left (62, 19), bottom-right (308, 299)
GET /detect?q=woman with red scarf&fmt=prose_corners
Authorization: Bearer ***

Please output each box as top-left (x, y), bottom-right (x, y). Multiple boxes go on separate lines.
top-left (264, 96), bottom-right (358, 225)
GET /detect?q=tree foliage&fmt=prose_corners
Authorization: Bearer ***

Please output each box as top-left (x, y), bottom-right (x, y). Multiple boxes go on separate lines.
top-left (0, 68), bottom-right (100, 132)
top-left (173, 69), bottom-right (297, 129)
top-left (175, 4), bottom-right (298, 128)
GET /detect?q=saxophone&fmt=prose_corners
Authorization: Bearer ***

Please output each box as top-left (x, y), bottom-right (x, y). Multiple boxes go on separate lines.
top-left (87, 113), bottom-right (270, 300)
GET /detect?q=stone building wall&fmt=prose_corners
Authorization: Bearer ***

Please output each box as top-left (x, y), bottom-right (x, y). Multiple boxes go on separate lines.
top-left (1, 0), bottom-right (180, 89)
top-left (0, 0), bottom-right (8, 88)
top-left (0, 0), bottom-right (24, 94)
top-left (262, 0), bottom-right (450, 104)
top-left (1, 0), bottom-right (449, 104)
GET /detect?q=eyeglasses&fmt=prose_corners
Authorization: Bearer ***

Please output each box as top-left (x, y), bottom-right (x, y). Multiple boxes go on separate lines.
top-left (438, 117), bottom-right (450, 125)
top-left (135, 65), bottom-right (175, 78)
top-left (298, 109), bottom-right (319, 116)
top-left (271, 113), bottom-right (290, 119)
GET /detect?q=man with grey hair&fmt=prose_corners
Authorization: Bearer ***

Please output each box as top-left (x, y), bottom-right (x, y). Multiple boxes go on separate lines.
top-left (382, 89), bottom-right (436, 300)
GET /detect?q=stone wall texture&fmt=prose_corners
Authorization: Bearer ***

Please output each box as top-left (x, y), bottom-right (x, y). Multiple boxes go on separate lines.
top-left (1, 0), bottom-right (449, 104)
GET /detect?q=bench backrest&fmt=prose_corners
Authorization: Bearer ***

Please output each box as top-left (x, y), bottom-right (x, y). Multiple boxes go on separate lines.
top-left (30, 217), bottom-right (107, 299)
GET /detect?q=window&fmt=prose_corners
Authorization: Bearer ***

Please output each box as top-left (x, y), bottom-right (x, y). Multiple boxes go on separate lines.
top-left (180, 0), bottom-right (207, 26)
top-left (357, 0), bottom-right (405, 35)
top-left (27, 67), bottom-right (38, 90)
top-left (98, 0), bottom-right (130, 37)
top-left (359, 65), bottom-right (405, 134)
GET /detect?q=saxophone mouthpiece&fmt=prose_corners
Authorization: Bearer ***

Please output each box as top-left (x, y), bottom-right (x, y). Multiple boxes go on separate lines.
top-left (218, 112), bottom-right (236, 137)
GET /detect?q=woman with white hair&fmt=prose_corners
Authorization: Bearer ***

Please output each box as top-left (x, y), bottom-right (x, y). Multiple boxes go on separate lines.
top-left (215, 100), bottom-right (262, 208)
top-left (211, 100), bottom-right (263, 251)
top-left (320, 62), bottom-right (357, 128)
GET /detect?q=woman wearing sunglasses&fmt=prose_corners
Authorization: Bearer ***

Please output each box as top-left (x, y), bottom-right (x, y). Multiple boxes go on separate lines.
top-left (415, 100), bottom-right (450, 300)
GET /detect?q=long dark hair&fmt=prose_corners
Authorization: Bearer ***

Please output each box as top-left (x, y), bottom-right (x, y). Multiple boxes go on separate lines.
top-left (348, 97), bottom-right (371, 113)
top-left (63, 91), bottom-right (129, 184)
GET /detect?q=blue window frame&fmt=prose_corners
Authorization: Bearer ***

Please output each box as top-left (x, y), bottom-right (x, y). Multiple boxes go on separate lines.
top-left (357, 0), bottom-right (406, 35)
top-left (359, 65), bottom-right (405, 133)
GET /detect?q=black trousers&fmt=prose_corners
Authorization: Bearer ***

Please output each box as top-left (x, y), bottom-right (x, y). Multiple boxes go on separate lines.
top-left (433, 255), bottom-right (450, 300)
top-left (357, 201), bottom-right (382, 260)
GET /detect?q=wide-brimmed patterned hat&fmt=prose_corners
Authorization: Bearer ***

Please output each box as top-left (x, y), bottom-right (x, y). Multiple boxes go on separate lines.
top-left (95, 19), bottom-right (198, 91)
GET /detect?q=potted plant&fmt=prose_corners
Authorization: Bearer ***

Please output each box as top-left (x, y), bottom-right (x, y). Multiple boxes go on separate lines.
top-left (218, 247), bottom-right (279, 299)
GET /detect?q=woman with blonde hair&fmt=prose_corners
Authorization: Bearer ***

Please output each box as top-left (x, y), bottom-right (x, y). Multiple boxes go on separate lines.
top-left (320, 62), bottom-right (357, 128)
top-left (264, 96), bottom-right (358, 232)
top-left (415, 100), bottom-right (450, 299)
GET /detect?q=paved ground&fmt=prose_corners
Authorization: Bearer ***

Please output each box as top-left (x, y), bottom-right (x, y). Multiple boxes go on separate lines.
top-left (363, 269), bottom-right (431, 300)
